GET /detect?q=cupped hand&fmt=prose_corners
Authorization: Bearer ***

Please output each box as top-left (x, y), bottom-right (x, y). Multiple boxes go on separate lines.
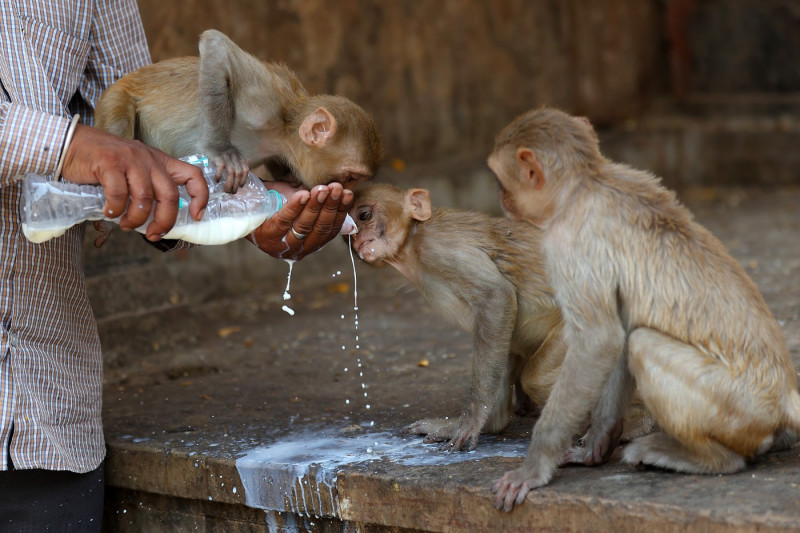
top-left (248, 182), bottom-right (353, 260)
top-left (60, 124), bottom-right (209, 241)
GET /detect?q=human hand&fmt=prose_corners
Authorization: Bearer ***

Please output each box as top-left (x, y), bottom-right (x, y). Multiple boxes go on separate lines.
top-left (60, 124), bottom-right (209, 241)
top-left (248, 182), bottom-right (353, 261)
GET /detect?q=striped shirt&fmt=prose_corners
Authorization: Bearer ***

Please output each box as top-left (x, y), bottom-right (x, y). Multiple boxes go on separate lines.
top-left (0, 0), bottom-right (150, 473)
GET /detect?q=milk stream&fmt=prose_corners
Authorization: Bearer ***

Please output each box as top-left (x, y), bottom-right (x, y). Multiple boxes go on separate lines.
top-left (340, 235), bottom-right (371, 419)
top-left (281, 260), bottom-right (295, 315)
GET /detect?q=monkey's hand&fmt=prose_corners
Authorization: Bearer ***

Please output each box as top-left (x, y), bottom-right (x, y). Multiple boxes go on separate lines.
top-left (402, 418), bottom-right (460, 444)
top-left (560, 418), bottom-right (623, 466)
top-left (492, 453), bottom-right (557, 512)
top-left (211, 147), bottom-right (250, 193)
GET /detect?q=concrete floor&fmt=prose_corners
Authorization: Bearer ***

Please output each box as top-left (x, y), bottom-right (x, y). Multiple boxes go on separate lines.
top-left (101, 186), bottom-right (800, 532)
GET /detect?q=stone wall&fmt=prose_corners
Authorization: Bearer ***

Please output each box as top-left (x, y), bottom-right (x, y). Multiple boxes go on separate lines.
top-left (135, 0), bottom-right (665, 164)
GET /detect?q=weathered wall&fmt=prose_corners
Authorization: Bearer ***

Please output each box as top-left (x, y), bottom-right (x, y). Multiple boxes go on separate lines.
top-left (135, 0), bottom-right (665, 164)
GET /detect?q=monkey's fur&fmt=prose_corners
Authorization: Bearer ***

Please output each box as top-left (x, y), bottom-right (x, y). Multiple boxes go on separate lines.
top-left (488, 107), bottom-right (800, 511)
top-left (96, 29), bottom-right (382, 193)
top-left (348, 183), bottom-right (654, 451)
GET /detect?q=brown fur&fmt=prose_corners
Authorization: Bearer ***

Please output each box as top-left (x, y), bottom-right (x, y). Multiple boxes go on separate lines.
top-left (96, 30), bottom-right (382, 193)
top-left (488, 107), bottom-right (800, 511)
top-left (349, 183), bottom-right (653, 451)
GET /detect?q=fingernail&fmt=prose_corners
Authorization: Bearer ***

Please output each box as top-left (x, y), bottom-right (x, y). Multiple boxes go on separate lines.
top-left (330, 188), bottom-right (341, 201)
top-left (300, 195), bottom-right (309, 205)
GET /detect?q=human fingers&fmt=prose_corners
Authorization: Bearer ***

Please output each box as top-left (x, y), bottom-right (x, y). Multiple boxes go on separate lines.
top-left (288, 184), bottom-right (329, 239)
top-left (115, 163), bottom-right (156, 231)
top-left (248, 191), bottom-right (310, 258)
top-left (162, 156), bottom-right (208, 221)
top-left (143, 164), bottom-right (182, 241)
top-left (97, 167), bottom-right (130, 221)
top-left (288, 185), bottom-right (350, 259)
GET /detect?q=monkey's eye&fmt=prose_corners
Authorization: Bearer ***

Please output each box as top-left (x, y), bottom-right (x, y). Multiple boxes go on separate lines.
top-left (357, 207), bottom-right (372, 222)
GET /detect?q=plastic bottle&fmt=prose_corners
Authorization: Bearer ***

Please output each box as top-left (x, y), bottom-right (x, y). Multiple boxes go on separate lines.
top-left (20, 154), bottom-right (286, 245)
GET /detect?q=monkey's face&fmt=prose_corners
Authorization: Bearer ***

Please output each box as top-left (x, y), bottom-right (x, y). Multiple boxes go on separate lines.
top-left (488, 148), bottom-right (552, 227)
top-left (488, 151), bottom-right (526, 222)
top-left (347, 202), bottom-right (391, 266)
top-left (290, 146), bottom-right (374, 192)
top-left (346, 186), bottom-right (408, 267)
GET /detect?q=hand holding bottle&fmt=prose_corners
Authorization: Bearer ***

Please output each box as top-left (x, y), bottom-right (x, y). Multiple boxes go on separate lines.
top-left (60, 124), bottom-right (209, 241)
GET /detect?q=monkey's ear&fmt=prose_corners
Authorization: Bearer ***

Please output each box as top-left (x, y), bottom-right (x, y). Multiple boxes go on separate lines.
top-left (405, 189), bottom-right (432, 222)
top-left (299, 107), bottom-right (337, 147)
top-left (516, 148), bottom-right (546, 190)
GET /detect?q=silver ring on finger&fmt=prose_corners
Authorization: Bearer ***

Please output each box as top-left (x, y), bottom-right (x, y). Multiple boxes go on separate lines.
top-left (290, 225), bottom-right (308, 240)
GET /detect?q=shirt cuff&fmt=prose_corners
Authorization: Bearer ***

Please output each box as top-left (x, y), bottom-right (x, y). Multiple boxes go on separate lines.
top-left (0, 103), bottom-right (71, 186)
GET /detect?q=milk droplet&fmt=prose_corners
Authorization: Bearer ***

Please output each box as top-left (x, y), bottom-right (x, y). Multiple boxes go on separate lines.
top-left (281, 305), bottom-right (295, 316)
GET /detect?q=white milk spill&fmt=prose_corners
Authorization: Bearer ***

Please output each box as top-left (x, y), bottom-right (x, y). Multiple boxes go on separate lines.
top-left (281, 259), bottom-right (296, 315)
top-left (235, 427), bottom-right (526, 516)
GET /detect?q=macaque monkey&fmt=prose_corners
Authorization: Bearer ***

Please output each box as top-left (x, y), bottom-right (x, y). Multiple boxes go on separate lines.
top-left (348, 183), bottom-right (654, 451)
top-left (96, 29), bottom-right (382, 193)
top-left (487, 107), bottom-right (800, 511)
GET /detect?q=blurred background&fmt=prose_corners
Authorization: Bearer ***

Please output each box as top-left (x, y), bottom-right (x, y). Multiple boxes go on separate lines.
top-left (87, 0), bottom-right (800, 364)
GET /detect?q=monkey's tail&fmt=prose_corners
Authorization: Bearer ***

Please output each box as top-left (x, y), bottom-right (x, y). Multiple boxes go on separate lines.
top-left (782, 387), bottom-right (800, 432)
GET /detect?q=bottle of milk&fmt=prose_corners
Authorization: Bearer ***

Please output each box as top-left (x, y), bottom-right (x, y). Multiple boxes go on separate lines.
top-left (20, 154), bottom-right (286, 245)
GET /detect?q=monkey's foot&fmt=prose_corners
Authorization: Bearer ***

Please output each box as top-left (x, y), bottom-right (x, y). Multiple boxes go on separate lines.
top-left (492, 460), bottom-right (554, 512)
top-left (401, 417), bottom-right (480, 451)
top-left (446, 421), bottom-right (481, 452)
top-left (402, 418), bottom-right (459, 444)
top-left (211, 148), bottom-right (250, 192)
top-left (92, 220), bottom-right (114, 248)
top-left (622, 432), bottom-right (746, 474)
top-left (561, 418), bottom-right (623, 466)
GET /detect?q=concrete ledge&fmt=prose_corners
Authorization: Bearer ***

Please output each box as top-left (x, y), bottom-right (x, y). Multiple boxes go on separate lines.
top-left (102, 188), bottom-right (800, 532)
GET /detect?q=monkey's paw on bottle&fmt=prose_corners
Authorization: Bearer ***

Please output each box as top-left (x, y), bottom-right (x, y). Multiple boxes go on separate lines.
top-left (20, 154), bottom-right (355, 245)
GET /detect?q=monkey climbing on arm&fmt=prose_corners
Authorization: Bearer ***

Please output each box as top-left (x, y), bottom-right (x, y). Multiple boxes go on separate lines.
top-left (96, 29), bottom-right (382, 194)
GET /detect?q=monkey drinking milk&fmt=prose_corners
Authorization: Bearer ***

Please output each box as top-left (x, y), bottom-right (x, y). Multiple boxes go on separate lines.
top-left (96, 29), bottom-right (382, 194)
top-left (487, 107), bottom-right (800, 511)
top-left (348, 183), bottom-right (654, 452)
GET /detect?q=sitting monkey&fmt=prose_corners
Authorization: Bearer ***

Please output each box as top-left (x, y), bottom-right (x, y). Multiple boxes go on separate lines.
top-left (348, 183), bottom-right (654, 451)
top-left (488, 107), bottom-right (800, 511)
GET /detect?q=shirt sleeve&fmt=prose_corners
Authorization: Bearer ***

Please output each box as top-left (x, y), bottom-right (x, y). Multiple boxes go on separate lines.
top-left (74, 0), bottom-right (151, 126)
top-left (0, 102), bottom-right (70, 186)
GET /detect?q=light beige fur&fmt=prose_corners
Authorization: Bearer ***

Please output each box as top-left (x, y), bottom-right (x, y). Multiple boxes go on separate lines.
top-left (349, 183), bottom-right (653, 452)
top-left (488, 107), bottom-right (800, 511)
top-left (96, 29), bottom-right (381, 193)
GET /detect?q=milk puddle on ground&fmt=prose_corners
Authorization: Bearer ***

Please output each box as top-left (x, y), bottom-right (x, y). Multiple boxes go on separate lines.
top-left (235, 427), bottom-right (527, 517)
